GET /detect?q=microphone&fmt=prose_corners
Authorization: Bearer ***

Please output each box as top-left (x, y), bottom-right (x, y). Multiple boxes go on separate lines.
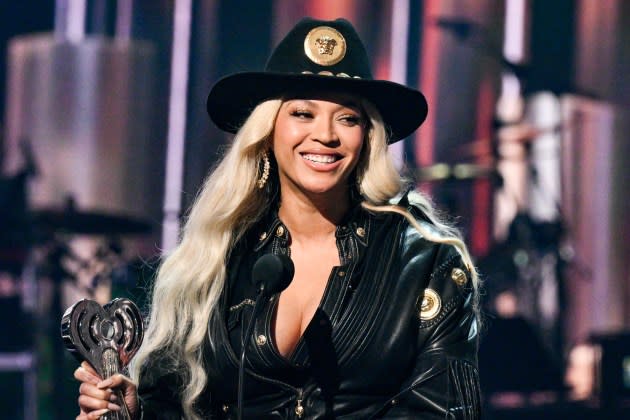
top-left (251, 253), bottom-right (294, 297)
top-left (237, 254), bottom-right (294, 420)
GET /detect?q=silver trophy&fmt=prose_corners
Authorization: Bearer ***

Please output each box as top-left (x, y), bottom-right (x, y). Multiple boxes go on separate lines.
top-left (61, 298), bottom-right (144, 420)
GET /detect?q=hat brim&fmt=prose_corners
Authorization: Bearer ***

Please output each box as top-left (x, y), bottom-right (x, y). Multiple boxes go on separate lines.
top-left (206, 72), bottom-right (428, 143)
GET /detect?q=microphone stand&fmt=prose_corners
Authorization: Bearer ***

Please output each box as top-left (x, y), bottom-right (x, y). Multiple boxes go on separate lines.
top-left (236, 254), bottom-right (293, 420)
top-left (237, 288), bottom-right (267, 420)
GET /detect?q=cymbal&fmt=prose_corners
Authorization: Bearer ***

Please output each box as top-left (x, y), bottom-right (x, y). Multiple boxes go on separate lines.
top-left (33, 208), bottom-right (152, 235)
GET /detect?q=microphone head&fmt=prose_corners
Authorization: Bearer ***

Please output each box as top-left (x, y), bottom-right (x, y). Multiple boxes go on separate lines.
top-left (251, 254), bottom-right (294, 296)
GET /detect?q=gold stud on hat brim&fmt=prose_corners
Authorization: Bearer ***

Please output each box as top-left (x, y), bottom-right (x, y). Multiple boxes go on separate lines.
top-left (304, 26), bottom-right (347, 66)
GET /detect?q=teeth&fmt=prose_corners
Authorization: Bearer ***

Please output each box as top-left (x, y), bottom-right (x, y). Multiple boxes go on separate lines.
top-left (302, 153), bottom-right (338, 163)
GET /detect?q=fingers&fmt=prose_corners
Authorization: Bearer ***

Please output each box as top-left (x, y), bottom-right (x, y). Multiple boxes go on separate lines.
top-left (77, 384), bottom-right (121, 412)
top-left (79, 382), bottom-right (112, 402)
top-left (75, 365), bottom-right (137, 418)
top-left (76, 407), bottom-right (110, 419)
top-left (74, 363), bottom-right (102, 385)
top-left (96, 373), bottom-right (136, 391)
top-left (75, 364), bottom-right (134, 390)
top-left (76, 371), bottom-right (124, 416)
top-left (81, 361), bottom-right (99, 376)
top-left (88, 409), bottom-right (110, 419)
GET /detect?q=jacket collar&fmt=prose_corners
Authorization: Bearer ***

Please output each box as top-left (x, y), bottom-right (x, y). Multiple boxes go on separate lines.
top-left (253, 203), bottom-right (371, 253)
top-left (333, 202), bottom-right (370, 248)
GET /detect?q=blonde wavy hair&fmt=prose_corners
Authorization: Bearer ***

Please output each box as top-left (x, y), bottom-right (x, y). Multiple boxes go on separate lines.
top-left (129, 98), bottom-right (479, 419)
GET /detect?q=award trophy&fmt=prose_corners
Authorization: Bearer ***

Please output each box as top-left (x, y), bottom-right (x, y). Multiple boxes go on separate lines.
top-left (61, 298), bottom-right (143, 420)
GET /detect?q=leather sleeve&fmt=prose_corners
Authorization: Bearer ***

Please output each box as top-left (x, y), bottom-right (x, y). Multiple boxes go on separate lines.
top-left (383, 244), bottom-right (481, 419)
top-left (136, 352), bottom-right (186, 420)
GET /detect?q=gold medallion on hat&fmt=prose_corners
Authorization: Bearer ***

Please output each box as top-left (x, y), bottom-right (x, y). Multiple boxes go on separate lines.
top-left (304, 26), bottom-right (346, 66)
top-left (418, 288), bottom-right (441, 321)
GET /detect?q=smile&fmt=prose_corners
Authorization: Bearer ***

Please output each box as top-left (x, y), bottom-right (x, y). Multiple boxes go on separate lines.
top-left (301, 153), bottom-right (341, 164)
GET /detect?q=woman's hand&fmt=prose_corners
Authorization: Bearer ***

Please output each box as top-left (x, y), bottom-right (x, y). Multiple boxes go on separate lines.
top-left (74, 361), bottom-right (140, 419)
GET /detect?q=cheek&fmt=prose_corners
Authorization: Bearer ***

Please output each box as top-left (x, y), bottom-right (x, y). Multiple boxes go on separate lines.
top-left (272, 124), bottom-right (302, 152)
top-left (271, 112), bottom-right (288, 150)
top-left (349, 135), bottom-right (367, 172)
top-left (350, 132), bottom-right (366, 160)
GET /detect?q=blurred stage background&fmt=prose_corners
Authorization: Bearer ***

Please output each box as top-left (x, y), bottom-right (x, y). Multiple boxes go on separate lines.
top-left (1, 1), bottom-right (629, 419)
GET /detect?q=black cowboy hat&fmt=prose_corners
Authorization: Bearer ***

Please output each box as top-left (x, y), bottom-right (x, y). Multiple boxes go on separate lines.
top-left (207, 17), bottom-right (428, 143)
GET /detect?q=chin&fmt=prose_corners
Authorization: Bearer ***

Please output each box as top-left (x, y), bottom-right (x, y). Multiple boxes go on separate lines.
top-left (283, 173), bottom-right (351, 198)
top-left (304, 185), bottom-right (337, 195)
top-left (304, 182), bottom-right (349, 197)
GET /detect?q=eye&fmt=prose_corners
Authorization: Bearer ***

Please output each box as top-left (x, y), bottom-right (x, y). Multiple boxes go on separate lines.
top-left (338, 114), bottom-right (362, 126)
top-left (290, 109), bottom-right (313, 119)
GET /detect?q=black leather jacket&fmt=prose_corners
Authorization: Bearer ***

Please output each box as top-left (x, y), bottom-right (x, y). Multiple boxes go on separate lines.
top-left (138, 198), bottom-right (481, 419)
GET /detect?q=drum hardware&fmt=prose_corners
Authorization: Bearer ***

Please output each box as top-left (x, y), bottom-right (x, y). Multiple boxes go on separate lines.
top-left (417, 162), bottom-right (500, 183)
top-left (61, 298), bottom-right (143, 420)
top-left (34, 236), bottom-right (139, 301)
top-left (451, 123), bottom-right (563, 163)
top-left (32, 205), bottom-right (152, 236)
top-left (26, 195), bottom-right (153, 297)
top-left (89, 239), bottom-right (138, 290)
top-left (415, 122), bottom-right (553, 184)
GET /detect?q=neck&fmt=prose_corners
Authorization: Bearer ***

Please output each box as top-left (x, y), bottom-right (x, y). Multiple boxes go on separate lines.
top-left (278, 189), bottom-right (351, 240)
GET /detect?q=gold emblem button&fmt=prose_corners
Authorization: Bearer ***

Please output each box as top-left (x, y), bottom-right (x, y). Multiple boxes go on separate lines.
top-left (304, 26), bottom-right (346, 66)
top-left (356, 227), bottom-right (366, 237)
top-left (451, 267), bottom-right (468, 286)
top-left (259, 231), bottom-right (267, 241)
top-left (276, 226), bottom-right (285, 237)
top-left (256, 334), bottom-right (267, 346)
top-left (419, 288), bottom-right (441, 320)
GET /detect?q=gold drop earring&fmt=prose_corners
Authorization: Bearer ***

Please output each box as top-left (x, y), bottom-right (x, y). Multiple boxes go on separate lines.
top-left (257, 151), bottom-right (270, 189)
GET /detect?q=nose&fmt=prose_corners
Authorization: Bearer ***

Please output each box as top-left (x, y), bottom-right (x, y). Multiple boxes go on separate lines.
top-left (313, 116), bottom-right (339, 145)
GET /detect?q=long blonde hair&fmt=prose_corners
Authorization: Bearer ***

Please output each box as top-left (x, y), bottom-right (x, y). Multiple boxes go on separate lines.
top-left (130, 98), bottom-right (479, 419)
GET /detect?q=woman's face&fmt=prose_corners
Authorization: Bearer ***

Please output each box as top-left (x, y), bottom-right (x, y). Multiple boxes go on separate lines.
top-left (272, 95), bottom-right (366, 200)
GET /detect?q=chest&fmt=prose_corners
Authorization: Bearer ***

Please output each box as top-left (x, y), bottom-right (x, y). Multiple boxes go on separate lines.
top-left (274, 242), bottom-right (341, 357)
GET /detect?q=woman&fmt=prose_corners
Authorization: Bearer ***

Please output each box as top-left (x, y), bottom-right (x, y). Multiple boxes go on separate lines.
top-left (75, 18), bottom-right (481, 419)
